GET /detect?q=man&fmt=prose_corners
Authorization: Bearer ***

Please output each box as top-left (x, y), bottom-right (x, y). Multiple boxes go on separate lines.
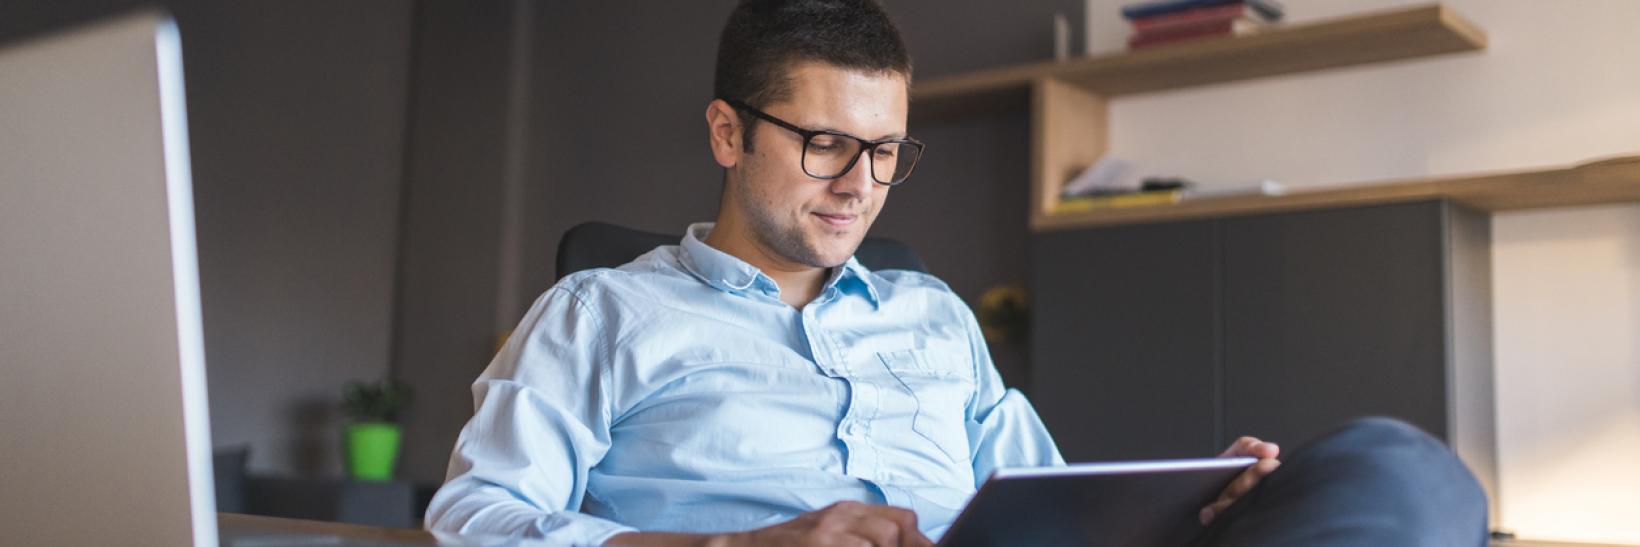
top-left (426, 1), bottom-right (1488, 545)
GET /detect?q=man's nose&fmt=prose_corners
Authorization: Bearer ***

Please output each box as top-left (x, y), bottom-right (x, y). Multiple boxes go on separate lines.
top-left (829, 150), bottom-right (876, 198)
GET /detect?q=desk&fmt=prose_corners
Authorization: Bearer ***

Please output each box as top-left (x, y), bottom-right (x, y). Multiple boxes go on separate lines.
top-left (219, 513), bottom-right (601, 546)
top-left (221, 513), bottom-right (1625, 546)
top-left (220, 513), bottom-right (436, 545)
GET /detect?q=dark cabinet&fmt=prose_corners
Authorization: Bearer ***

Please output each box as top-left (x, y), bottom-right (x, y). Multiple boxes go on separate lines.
top-left (1223, 201), bottom-right (1449, 448)
top-left (1030, 220), bottom-right (1222, 461)
top-left (1030, 200), bottom-right (1495, 500)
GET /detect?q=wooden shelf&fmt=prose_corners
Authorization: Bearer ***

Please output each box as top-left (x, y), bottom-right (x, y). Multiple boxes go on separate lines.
top-left (1034, 155), bottom-right (1640, 231)
top-left (911, 4), bottom-right (1486, 120)
top-left (904, 4), bottom-right (1505, 232)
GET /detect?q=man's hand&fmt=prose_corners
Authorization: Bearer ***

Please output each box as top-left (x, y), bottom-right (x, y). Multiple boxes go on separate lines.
top-left (605, 501), bottom-right (933, 547)
top-left (1200, 436), bottom-right (1281, 526)
top-left (722, 501), bottom-right (933, 547)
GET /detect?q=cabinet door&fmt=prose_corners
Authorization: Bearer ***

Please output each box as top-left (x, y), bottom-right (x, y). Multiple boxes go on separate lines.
top-left (1030, 220), bottom-right (1221, 462)
top-left (1221, 201), bottom-right (1449, 449)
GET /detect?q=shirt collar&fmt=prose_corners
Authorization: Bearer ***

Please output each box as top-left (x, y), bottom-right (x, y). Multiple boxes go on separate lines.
top-left (677, 222), bottom-right (881, 309)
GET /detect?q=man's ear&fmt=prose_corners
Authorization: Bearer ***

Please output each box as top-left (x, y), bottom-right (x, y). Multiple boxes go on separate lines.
top-left (705, 99), bottom-right (744, 169)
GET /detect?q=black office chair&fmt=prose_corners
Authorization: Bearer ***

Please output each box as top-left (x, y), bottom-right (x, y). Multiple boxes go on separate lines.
top-left (555, 221), bottom-right (928, 282)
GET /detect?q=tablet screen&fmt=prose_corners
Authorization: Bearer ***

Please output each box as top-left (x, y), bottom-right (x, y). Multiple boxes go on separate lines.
top-left (940, 457), bottom-right (1256, 547)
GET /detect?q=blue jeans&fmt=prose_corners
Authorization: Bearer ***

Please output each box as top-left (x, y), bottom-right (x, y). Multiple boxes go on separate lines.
top-left (1189, 417), bottom-right (1489, 547)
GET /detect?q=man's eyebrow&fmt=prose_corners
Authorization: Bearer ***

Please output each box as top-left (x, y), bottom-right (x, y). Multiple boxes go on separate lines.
top-left (814, 126), bottom-right (908, 141)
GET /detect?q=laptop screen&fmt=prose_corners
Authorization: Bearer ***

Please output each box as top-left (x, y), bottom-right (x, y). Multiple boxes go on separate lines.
top-left (0, 11), bottom-right (217, 546)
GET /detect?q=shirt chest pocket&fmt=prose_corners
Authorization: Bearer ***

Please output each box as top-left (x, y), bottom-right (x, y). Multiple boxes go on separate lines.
top-left (876, 347), bottom-right (975, 465)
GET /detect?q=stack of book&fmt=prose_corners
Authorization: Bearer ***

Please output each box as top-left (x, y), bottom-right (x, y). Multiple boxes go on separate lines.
top-left (1055, 177), bottom-right (1191, 214)
top-left (1055, 188), bottom-right (1186, 214)
top-left (1054, 179), bottom-right (1286, 215)
top-left (1054, 157), bottom-right (1286, 214)
top-left (1121, 0), bottom-right (1285, 49)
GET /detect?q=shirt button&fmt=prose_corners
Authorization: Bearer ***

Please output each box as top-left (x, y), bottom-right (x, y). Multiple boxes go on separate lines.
top-left (843, 422), bottom-right (861, 436)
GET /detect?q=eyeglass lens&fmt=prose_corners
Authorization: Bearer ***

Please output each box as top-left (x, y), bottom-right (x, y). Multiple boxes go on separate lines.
top-left (802, 133), bottom-right (920, 184)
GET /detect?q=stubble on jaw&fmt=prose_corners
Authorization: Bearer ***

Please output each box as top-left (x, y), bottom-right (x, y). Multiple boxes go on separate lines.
top-left (734, 176), bottom-right (838, 269)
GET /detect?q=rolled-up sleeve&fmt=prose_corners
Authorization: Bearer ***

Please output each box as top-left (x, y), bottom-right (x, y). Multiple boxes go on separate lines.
top-left (959, 306), bottom-right (1065, 484)
top-left (424, 286), bottom-right (636, 544)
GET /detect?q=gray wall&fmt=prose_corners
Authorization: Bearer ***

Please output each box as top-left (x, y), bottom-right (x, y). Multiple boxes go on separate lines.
top-left (392, 1), bottom-right (518, 485)
top-left (5, 0), bottom-right (1084, 484)
top-left (1, 1), bottom-right (412, 476)
top-left (185, 0), bottom-right (411, 478)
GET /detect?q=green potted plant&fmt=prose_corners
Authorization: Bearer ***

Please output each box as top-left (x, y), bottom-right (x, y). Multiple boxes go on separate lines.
top-left (342, 379), bottom-right (408, 481)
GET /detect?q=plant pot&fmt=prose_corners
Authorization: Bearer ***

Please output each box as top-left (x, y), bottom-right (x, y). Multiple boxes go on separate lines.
top-left (345, 422), bottom-right (400, 481)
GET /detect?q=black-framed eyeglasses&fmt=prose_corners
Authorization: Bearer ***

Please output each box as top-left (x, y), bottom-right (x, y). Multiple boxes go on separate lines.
top-left (724, 98), bottom-right (924, 186)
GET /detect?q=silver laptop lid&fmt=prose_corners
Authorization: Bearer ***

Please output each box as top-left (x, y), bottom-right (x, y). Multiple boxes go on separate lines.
top-left (0, 11), bottom-right (217, 546)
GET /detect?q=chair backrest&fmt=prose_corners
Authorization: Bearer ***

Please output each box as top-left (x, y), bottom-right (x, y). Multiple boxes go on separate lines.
top-left (555, 222), bottom-right (928, 282)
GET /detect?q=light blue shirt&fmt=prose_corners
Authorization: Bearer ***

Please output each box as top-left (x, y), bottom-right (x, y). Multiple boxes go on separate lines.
top-left (425, 223), bottom-right (1063, 544)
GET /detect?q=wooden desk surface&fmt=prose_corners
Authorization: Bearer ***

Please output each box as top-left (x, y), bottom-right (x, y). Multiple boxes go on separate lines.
top-left (219, 512), bottom-right (437, 544)
top-left (221, 513), bottom-right (1630, 547)
top-left (218, 513), bottom-right (588, 546)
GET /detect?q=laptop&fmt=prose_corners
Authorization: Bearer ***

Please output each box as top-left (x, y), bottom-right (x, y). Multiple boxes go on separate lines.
top-left (0, 11), bottom-right (494, 547)
top-left (0, 10), bottom-right (218, 546)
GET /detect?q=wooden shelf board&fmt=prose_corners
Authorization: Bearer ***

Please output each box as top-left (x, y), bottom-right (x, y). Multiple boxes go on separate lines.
top-left (1032, 155), bottom-right (1640, 231)
top-left (911, 4), bottom-right (1485, 121)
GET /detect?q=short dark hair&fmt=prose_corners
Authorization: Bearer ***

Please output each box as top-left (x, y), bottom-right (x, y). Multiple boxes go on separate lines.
top-left (714, 0), bottom-right (912, 151)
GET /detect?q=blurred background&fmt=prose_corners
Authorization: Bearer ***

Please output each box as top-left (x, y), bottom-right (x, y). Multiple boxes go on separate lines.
top-left (1, 1), bottom-right (1635, 544)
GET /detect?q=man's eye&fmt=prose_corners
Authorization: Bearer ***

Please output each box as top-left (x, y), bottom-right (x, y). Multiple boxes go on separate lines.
top-left (874, 147), bottom-right (897, 158)
top-left (808, 142), bottom-right (841, 153)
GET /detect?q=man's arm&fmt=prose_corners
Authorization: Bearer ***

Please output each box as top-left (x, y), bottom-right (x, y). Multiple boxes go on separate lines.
top-left (958, 304), bottom-right (1066, 482)
top-left (423, 286), bottom-right (636, 543)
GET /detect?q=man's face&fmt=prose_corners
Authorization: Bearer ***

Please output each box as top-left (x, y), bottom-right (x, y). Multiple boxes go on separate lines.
top-left (723, 62), bottom-right (909, 269)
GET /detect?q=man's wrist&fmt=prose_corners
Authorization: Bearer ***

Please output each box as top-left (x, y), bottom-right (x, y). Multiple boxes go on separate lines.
top-left (702, 532), bottom-right (737, 547)
top-left (604, 531), bottom-right (736, 547)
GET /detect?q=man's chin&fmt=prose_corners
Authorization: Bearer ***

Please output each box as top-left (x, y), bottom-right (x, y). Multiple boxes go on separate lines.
top-left (793, 222), bottom-right (866, 267)
top-left (808, 242), bottom-right (862, 268)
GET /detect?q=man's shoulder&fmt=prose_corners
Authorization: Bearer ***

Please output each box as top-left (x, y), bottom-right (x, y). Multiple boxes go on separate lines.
top-left (550, 245), bottom-right (688, 303)
top-left (863, 267), bottom-right (972, 313)
top-left (867, 267), bottom-right (954, 293)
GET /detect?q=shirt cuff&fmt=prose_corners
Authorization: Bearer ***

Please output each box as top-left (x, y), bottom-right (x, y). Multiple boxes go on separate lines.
top-left (538, 510), bottom-right (639, 546)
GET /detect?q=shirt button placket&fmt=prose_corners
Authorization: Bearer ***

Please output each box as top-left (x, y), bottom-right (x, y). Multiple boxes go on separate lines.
top-left (807, 303), bottom-right (870, 476)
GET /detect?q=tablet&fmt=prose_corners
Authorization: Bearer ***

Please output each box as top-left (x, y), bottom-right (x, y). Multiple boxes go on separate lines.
top-left (938, 457), bottom-right (1257, 547)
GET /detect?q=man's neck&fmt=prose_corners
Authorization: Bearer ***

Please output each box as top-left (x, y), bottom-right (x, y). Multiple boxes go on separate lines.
top-left (702, 219), bottom-right (829, 309)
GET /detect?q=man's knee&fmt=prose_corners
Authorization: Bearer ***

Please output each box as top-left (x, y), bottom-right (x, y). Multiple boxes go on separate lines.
top-left (1294, 416), bottom-right (1487, 510)
top-left (1328, 416), bottom-right (1443, 452)
top-left (1211, 417), bottom-right (1490, 546)
top-left (1266, 418), bottom-right (1472, 496)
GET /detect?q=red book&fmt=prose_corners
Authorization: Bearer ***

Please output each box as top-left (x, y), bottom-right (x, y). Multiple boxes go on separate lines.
top-left (1131, 3), bottom-right (1248, 33)
top-left (1131, 18), bottom-right (1235, 42)
top-left (1127, 24), bottom-right (1233, 48)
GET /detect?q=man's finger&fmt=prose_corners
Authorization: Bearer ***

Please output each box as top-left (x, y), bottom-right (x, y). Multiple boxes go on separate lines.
top-left (1218, 436), bottom-right (1260, 457)
top-left (1199, 496), bottom-right (1236, 525)
top-left (1202, 458), bottom-right (1282, 527)
top-left (859, 504), bottom-right (932, 547)
top-left (828, 500), bottom-right (870, 516)
top-left (861, 505), bottom-right (918, 530)
top-left (1223, 459), bottom-right (1280, 499)
top-left (849, 515), bottom-right (903, 547)
top-left (1221, 467), bottom-right (1259, 501)
top-left (839, 504), bottom-right (931, 547)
